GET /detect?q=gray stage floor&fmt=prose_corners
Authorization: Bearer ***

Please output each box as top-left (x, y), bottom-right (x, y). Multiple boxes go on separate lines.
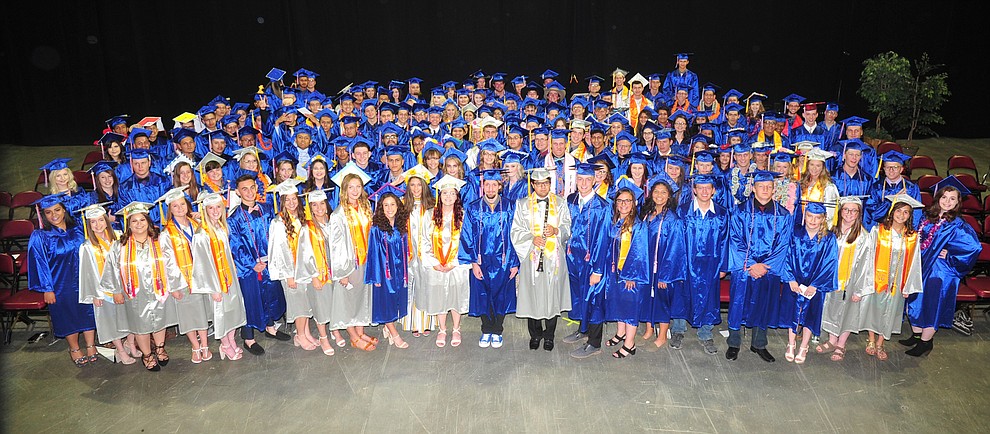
top-left (3, 314), bottom-right (989, 433)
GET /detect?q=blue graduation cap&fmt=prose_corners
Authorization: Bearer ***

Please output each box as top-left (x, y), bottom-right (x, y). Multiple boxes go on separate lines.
top-left (694, 151), bottom-right (716, 163)
top-left (585, 75), bottom-right (604, 84)
top-left (33, 193), bottom-right (68, 211)
top-left (293, 124), bottom-right (315, 138)
top-left (750, 170), bottom-right (781, 183)
top-left (238, 125), bottom-right (260, 137)
top-left (500, 149), bottom-right (529, 166)
top-left (668, 110), bottom-right (695, 124)
top-left (315, 108), bottom-right (338, 121)
top-left (825, 102), bottom-right (840, 112)
top-left (368, 184), bottom-right (406, 203)
top-left (724, 89), bottom-right (744, 100)
top-left (480, 169), bottom-right (507, 182)
top-left (690, 174), bottom-right (715, 186)
top-left (782, 94), bottom-right (806, 104)
top-left (491, 73), bottom-right (507, 82)
top-left (128, 128), bottom-right (151, 143)
top-left (675, 53), bottom-right (693, 60)
top-left (841, 116), bottom-right (869, 127)
top-left (87, 160), bottom-right (117, 176)
top-left (266, 67), bottom-right (286, 82)
top-left (407, 77), bottom-right (423, 85)
top-left (612, 176), bottom-right (645, 202)
top-left (541, 69), bottom-right (559, 80)
top-left (932, 175), bottom-right (972, 196)
top-left (40, 158), bottom-right (72, 178)
top-left (587, 152), bottom-right (616, 170)
top-left (341, 116), bottom-right (361, 125)
top-left (221, 114), bottom-right (240, 126)
top-left (198, 105), bottom-right (217, 116)
top-left (99, 132), bottom-right (126, 146)
top-left (384, 146), bottom-right (408, 158)
top-left (442, 147), bottom-right (468, 164)
top-left (470, 70), bottom-right (486, 79)
top-left (879, 150), bottom-right (910, 166)
top-left (702, 82), bottom-right (720, 93)
top-left (733, 142), bottom-right (753, 154)
top-left (647, 73), bottom-right (662, 81)
top-left (105, 115), bottom-right (129, 128)
top-left (614, 131), bottom-right (637, 144)
top-left (769, 151), bottom-right (796, 165)
top-left (128, 148), bottom-right (153, 161)
top-left (171, 128), bottom-right (197, 144)
top-left (803, 200), bottom-right (828, 215)
top-left (478, 139), bottom-right (506, 154)
top-left (574, 163), bottom-right (599, 177)
top-left (273, 150), bottom-right (299, 166)
top-left (724, 103), bottom-right (743, 113)
top-left (511, 75), bottom-right (528, 86)
top-left (550, 129), bottom-right (569, 140)
top-left (231, 102), bottom-right (250, 113)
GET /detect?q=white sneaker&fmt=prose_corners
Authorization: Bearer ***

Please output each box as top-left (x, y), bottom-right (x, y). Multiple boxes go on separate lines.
top-left (479, 333), bottom-right (492, 348)
top-left (490, 335), bottom-right (504, 348)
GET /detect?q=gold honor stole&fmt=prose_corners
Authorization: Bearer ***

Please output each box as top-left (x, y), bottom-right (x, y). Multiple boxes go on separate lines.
top-left (616, 227), bottom-right (632, 271)
top-left (203, 224), bottom-right (234, 293)
top-left (306, 220), bottom-right (331, 283)
top-left (530, 195), bottom-right (559, 262)
top-left (757, 130), bottom-right (783, 151)
top-left (164, 221), bottom-right (198, 289)
top-left (432, 219), bottom-right (461, 268)
top-left (120, 238), bottom-right (169, 299)
top-left (93, 237), bottom-right (114, 298)
top-left (836, 238), bottom-right (855, 293)
top-left (874, 226), bottom-right (917, 294)
top-left (347, 206), bottom-right (372, 265)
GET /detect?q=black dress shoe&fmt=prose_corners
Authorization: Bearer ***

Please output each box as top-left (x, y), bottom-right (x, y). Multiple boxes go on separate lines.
top-left (905, 339), bottom-right (934, 357)
top-left (725, 346), bottom-right (739, 360)
top-left (243, 341), bottom-right (265, 355)
top-left (265, 330), bottom-right (291, 341)
top-left (544, 340), bottom-right (554, 352)
top-left (750, 346), bottom-right (775, 362)
top-left (898, 333), bottom-right (921, 347)
top-left (529, 338), bottom-right (541, 350)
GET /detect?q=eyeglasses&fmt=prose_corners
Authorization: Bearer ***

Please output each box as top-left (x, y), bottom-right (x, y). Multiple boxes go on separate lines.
top-left (615, 199), bottom-right (635, 204)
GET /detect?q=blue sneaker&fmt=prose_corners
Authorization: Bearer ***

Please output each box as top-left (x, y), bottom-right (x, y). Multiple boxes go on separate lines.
top-left (491, 334), bottom-right (504, 348)
top-left (479, 333), bottom-right (492, 348)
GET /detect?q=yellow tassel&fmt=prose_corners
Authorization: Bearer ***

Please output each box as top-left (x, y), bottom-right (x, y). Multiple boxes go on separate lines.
top-left (875, 156), bottom-right (883, 179)
top-left (304, 198), bottom-right (312, 221)
top-left (273, 192), bottom-right (279, 215)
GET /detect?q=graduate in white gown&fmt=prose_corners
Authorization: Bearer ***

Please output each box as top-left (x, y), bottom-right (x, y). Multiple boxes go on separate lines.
top-left (398, 166), bottom-right (437, 336)
top-left (511, 168), bottom-right (572, 351)
top-left (101, 202), bottom-right (184, 372)
top-left (76, 203), bottom-right (135, 364)
top-left (190, 192), bottom-right (248, 361)
top-left (294, 188), bottom-right (341, 356)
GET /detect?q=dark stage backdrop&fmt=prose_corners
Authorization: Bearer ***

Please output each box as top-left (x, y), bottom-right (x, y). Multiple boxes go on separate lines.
top-left (1, 0), bottom-right (985, 145)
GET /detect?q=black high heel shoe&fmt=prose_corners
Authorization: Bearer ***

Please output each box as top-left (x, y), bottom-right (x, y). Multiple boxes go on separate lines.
top-left (154, 343), bottom-right (169, 367)
top-left (605, 334), bottom-right (625, 347)
top-left (898, 332), bottom-right (921, 347)
top-left (905, 339), bottom-right (934, 357)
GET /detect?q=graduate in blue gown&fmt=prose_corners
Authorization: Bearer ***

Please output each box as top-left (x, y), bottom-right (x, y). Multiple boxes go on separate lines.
top-left (459, 171), bottom-right (519, 348)
top-left (500, 149), bottom-right (530, 202)
top-left (365, 186), bottom-right (411, 348)
top-left (662, 53), bottom-right (700, 106)
top-left (726, 171), bottom-right (792, 362)
top-left (562, 164), bottom-right (613, 358)
top-left (602, 181), bottom-right (652, 358)
top-left (632, 178), bottom-right (687, 349)
top-left (865, 151), bottom-right (921, 230)
top-left (778, 202), bottom-right (838, 364)
top-left (117, 149), bottom-right (171, 226)
top-left (672, 175), bottom-right (728, 354)
top-left (226, 173), bottom-right (289, 355)
top-left (903, 179), bottom-right (981, 356)
top-left (831, 140), bottom-right (874, 196)
top-left (27, 194), bottom-right (97, 366)
top-left (39, 158), bottom-right (93, 215)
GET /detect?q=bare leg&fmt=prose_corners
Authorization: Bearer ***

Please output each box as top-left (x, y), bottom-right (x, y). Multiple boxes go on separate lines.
top-left (82, 330), bottom-right (97, 359)
top-left (836, 331), bottom-right (851, 349)
top-left (642, 322), bottom-right (654, 340)
top-left (652, 322), bottom-right (669, 348)
top-left (65, 333), bottom-right (82, 363)
top-left (920, 327), bottom-right (936, 340)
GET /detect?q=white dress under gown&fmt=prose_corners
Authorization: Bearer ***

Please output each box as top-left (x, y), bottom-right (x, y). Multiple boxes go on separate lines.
top-left (268, 216), bottom-right (315, 322)
top-left (855, 226), bottom-right (923, 339)
top-left (820, 226), bottom-right (875, 337)
top-left (78, 237), bottom-right (129, 344)
top-left (190, 226), bottom-right (247, 339)
top-left (160, 223), bottom-right (212, 335)
top-left (510, 194), bottom-right (573, 319)
top-left (400, 201), bottom-right (437, 332)
top-left (99, 239), bottom-right (181, 335)
top-left (326, 205), bottom-right (372, 329)
top-left (293, 219), bottom-right (336, 325)
top-left (418, 211), bottom-right (471, 315)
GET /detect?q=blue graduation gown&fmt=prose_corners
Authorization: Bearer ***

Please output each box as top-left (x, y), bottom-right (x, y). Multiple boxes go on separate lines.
top-left (727, 199), bottom-right (792, 330)
top-left (676, 201), bottom-right (729, 326)
top-left (366, 226), bottom-right (409, 323)
top-left (27, 225), bottom-right (95, 337)
top-left (778, 228), bottom-right (838, 336)
top-left (635, 211), bottom-right (687, 324)
top-left (864, 179), bottom-right (922, 230)
top-left (117, 173), bottom-right (170, 225)
top-left (833, 167), bottom-right (873, 197)
top-left (565, 193), bottom-right (612, 326)
top-left (908, 218), bottom-right (981, 328)
top-left (604, 219), bottom-right (652, 325)
top-left (503, 179), bottom-right (528, 203)
top-left (662, 69), bottom-right (700, 106)
top-left (62, 188), bottom-right (93, 214)
top-left (459, 197), bottom-right (519, 316)
top-left (227, 203), bottom-right (285, 330)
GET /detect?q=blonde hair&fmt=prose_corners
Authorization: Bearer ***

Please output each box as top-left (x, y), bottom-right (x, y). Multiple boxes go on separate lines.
top-left (201, 202), bottom-right (229, 234)
top-left (48, 168), bottom-right (77, 194)
top-left (341, 173), bottom-right (372, 218)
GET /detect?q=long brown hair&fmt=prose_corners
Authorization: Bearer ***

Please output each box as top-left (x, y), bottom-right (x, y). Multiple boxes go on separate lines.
top-left (171, 161), bottom-right (199, 202)
top-left (432, 191), bottom-right (463, 230)
top-left (882, 201), bottom-right (917, 236)
top-left (612, 189), bottom-right (637, 233)
top-left (341, 173), bottom-right (372, 219)
top-left (121, 213), bottom-right (159, 243)
top-left (279, 192), bottom-right (306, 242)
top-left (800, 160), bottom-right (833, 192)
top-left (94, 169), bottom-right (119, 202)
top-left (304, 159), bottom-right (332, 192)
top-left (84, 214), bottom-right (117, 246)
top-left (832, 202), bottom-right (864, 244)
top-left (403, 176), bottom-right (435, 214)
top-left (372, 193), bottom-right (408, 234)
top-left (924, 186), bottom-right (961, 223)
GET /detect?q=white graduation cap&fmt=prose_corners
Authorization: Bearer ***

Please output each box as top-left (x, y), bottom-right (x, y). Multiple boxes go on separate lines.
top-left (627, 73), bottom-right (648, 87)
top-left (401, 164), bottom-right (434, 184)
top-left (303, 188), bottom-right (332, 203)
top-left (195, 192), bottom-right (225, 207)
top-left (460, 102), bottom-right (479, 113)
top-left (138, 116), bottom-right (165, 132)
top-left (431, 174), bottom-right (467, 192)
top-left (77, 202), bottom-right (111, 220)
top-left (232, 146), bottom-right (263, 162)
top-left (164, 154), bottom-right (194, 176)
top-left (611, 68), bottom-right (628, 77)
top-left (570, 119), bottom-right (590, 130)
top-left (837, 195), bottom-right (869, 206)
top-left (805, 148), bottom-right (836, 162)
top-left (528, 167), bottom-right (554, 182)
top-left (793, 141), bottom-right (818, 153)
top-left (330, 161), bottom-right (372, 187)
top-left (114, 201), bottom-right (154, 218)
top-left (267, 177), bottom-right (304, 195)
top-left (884, 193), bottom-right (924, 209)
top-left (155, 185), bottom-right (190, 206)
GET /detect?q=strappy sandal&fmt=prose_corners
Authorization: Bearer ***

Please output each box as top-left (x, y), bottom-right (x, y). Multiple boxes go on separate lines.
top-left (815, 341), bottom-right (836, 354)
top-left (785, 343), bottom-right (796, 362)
top-left (612, 345), bottom-right (637, 358)
top-left (606, 334), bottom-right (626, 347)
top-left (830, 346), bottom-right (846, 362)
top-left (142, 354), bottom-right (160, 371)
top-left (795, 346), bottom-right (809, 364)
top-left (865, 340), bottom-right (876, 356)
top-left (875, 345), bottom-right (889, 361)
top-left (191, 347), bottom-right (202, 364)
top-left (200, 347), bottom-right (213, 362)
top-left (436, 328), bottom-right (447, 348)
top-left (84, 345), bottom-right (99, 363)
top-left (350, 338), bottom-right (376, 352)
top-left (318, 336), bottom-right (335, 356)
top-left (450, 328), bottom-right (462, 347)
top-left (332, 331), bottom-right (346, 348)
top-left (154, 343), bottom-right (169, 367)
top-left (69, 347), bottom-right (88, 367)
